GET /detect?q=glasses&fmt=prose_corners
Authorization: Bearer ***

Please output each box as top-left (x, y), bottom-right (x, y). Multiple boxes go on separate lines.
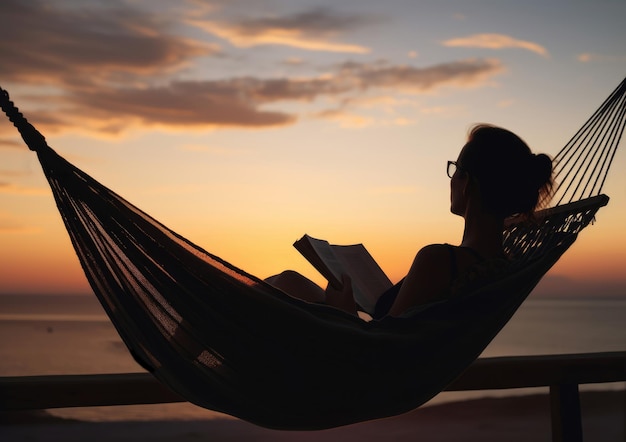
top-left (447, 160), bottom-right (462, 178)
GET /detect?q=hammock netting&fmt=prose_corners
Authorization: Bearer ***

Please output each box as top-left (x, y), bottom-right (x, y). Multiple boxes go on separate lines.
top-left (0, 77), bottom-right (624, 430)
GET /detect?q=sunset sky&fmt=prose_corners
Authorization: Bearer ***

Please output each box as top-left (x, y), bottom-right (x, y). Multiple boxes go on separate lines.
top-left (1, 0), bottom-right (625, 297)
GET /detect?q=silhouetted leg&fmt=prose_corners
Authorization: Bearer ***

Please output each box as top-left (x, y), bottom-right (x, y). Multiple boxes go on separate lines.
top-left (265, 270), bottom-right (326, 303)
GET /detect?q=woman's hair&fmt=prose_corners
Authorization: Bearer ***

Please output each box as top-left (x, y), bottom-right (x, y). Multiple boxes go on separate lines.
top-left (459, 124), bottom-right (553, 218)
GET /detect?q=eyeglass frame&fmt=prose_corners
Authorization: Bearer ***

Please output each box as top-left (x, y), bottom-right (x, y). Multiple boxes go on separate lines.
top-left (446, 160), bottom-right (466, 178)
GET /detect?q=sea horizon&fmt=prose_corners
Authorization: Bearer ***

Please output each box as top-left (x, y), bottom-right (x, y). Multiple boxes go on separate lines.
top-left (2, 292), bottom-right (625, 368)
top-left (1, 292), bottom-right (624, 426)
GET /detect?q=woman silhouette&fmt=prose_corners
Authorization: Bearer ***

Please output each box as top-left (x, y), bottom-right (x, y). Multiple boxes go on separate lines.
top-left (267, 124), bottom-right (553, 318)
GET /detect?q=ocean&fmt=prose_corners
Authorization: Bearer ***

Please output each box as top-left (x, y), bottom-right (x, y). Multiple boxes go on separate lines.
top-left (1, 293), bottom-right (625, 422)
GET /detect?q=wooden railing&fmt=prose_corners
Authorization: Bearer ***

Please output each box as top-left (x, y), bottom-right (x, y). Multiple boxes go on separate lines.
top-left (1, 352), bottom-right (624, 442)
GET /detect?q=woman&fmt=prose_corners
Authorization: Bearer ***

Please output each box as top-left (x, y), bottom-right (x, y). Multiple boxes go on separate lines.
top-left (267, 124), bottom-right (553, 318)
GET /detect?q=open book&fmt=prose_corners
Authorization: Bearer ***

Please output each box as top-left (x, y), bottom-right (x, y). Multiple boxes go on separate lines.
top-left (293, 234), bottom-right (393, 314)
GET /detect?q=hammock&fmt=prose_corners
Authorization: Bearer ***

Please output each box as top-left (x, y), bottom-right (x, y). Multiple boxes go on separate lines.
top-left (1, 77), bottom-right (624, 430)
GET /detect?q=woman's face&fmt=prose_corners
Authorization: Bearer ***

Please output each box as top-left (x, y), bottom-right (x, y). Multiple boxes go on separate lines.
top-left (450, 150), bottom-right (469, 216)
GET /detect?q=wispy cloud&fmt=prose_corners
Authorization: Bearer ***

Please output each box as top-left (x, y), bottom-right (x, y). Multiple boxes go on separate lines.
top-left (189, 7), bottom-right (379, 53)
top-left (577, 53), bottom-right (626, 63)
top-left (0, 0), bottom-right (218, 86)
top-left (335, 58), bottom-right (504, 92)
top-left (419, 105), bottom-right (465, 117)
top-left (0, 212), bottom-right (39, 234)
top-left (308, 58), bottom-right (504, 128)
top-left (314, 109), bottom-right (374, 128)
top-left (66, 81), bottom-right (298, 131)
top-left (443, 33), bottom-right (549, 58)
top-left (0, 138), bottom-right (24, 150)
top-left (0, 182), bottom-right (48, 196)
top-left (497, 99), bottom-right (515, 108)
top-left (0, 0), bottom-right (504, 134)
top-left (24, 58), bottom-right (502, 133)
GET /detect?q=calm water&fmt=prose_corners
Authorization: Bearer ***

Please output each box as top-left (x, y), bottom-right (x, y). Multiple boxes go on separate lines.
top-left (1, 294), bottom-right (625, 422)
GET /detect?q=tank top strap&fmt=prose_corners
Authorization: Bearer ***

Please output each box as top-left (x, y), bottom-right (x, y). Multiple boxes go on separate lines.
top-left (459, 246), bottom-right (485, 261)
top-left (446, 244), bottom-right (459, 281)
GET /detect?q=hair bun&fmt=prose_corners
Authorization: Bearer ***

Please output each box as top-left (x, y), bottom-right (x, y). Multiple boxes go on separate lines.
top-left (532, 153), bottom-right (553, 187)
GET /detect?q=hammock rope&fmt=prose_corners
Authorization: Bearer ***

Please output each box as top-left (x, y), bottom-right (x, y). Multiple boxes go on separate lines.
top-left (552, 77), bottom-right (626, 205)
top-left (0, 78), bottom-right (624, 430)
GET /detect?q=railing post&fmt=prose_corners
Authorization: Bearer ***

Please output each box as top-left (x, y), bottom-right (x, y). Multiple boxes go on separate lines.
top-left (550, 383), bottom-right (583, 442)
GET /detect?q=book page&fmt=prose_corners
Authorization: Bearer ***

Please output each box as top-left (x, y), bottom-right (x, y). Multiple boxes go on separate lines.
top-left (293, 235), bottom-right (343, 288)
top-left (294, 234), bottom-right (393, 314)
top-left (332, 245), bottom-right (393, 314)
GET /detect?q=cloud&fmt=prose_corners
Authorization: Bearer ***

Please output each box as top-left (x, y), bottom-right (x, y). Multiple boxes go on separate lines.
top-left (0, 0), bottom-right (218, 86)
top-left (282, 57), bottom-right (308, 66)
top-left (7, 58), bottom-right (503, 134)
top-left (65, 81), bottom-right (298, 131)
top-left (0, 1), bottom-right (504, 134)
top-left (335, 58), bottom-right (504, 92)
top-left (419, 105), bottom-right (464, 117)
top-left (577, 53), bottom-right (626, 63)
top-left (0, 138), bottom-right (24, 150)
top-left (497, 99), bottom-right (515, 108)
top-left (189, 7), bottom-right (378, 53)
top-left (0, 182), bottom-right (48, 196)
top-left (314, 109), bottom-right (374, 128)
top-left (0, 211), bottom-right (39, 234)
top-left (443, 33), bottom-right (549, 58)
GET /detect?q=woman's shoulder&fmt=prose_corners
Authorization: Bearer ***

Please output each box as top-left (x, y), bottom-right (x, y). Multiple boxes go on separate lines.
top-left (415, 243), bottom-right (468, 265)
top-left (410, 244), bottom-right (456, 279)
top-left (416, 243), bottom-right (455, 258)
top-left (401, 244), bottom-right (455, 283)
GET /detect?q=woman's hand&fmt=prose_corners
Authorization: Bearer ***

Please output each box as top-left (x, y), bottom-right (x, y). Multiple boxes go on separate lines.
top-left (325, 274), bottom-right (357, 315)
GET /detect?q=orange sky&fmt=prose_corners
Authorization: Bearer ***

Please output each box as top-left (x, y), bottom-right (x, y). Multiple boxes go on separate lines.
top-left (1, 0), bottom-right (625, 297)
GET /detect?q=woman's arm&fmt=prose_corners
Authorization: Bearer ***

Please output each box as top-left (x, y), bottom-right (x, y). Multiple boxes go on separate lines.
top-left (267, 270), bottom-right (358, 315)
top-left (388, 244), bottom-right (452, 316)
top-left (325, 274), bottom-right (357, 315)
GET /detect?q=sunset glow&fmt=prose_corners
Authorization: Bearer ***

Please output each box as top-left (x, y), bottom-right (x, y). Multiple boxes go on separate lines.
top-left (1, 0), bottom-right (625, 297)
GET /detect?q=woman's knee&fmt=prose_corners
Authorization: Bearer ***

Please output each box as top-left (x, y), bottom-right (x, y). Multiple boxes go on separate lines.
top-left (265, 270), bottom-right (301, 285)
top-left (265, 270), bottom-right (325, 302)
